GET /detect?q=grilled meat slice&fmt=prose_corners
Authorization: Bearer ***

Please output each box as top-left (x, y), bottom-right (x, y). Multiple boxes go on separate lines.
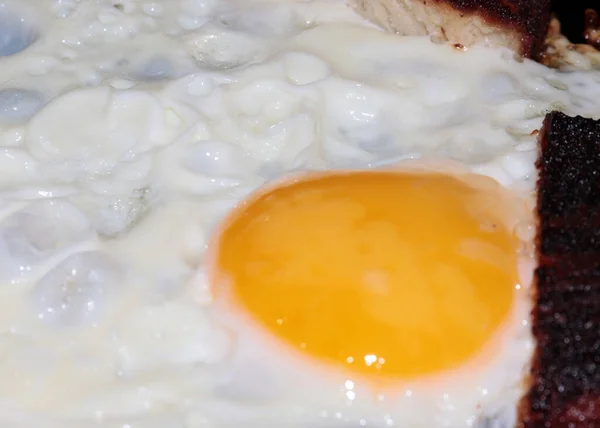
top-left (351, 0), bottom-right (552, 58)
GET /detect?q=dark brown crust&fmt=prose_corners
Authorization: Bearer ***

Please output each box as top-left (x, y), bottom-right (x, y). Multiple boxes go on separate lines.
top-left (432, 0), bottom-right (552, 58)
top-left (519, 111), bottom-right (600, 427)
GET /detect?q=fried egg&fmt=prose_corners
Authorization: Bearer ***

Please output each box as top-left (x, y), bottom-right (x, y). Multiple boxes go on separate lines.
top-left (0, 0), bottom-right (597, 426)
top-left (205, 167), bottom-right (536, 427)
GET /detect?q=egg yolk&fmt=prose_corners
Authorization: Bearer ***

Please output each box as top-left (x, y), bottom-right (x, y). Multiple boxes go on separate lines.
top-left (211, 171), bottom-right (518, 378)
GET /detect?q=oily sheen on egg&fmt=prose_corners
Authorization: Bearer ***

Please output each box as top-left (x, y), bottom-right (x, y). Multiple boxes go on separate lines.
top-left (210, 171), bottom-right (519, 379)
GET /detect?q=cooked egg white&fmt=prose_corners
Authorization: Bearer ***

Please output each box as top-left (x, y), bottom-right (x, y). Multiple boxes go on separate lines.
top-left (0, 0), bottom-right (596, 427)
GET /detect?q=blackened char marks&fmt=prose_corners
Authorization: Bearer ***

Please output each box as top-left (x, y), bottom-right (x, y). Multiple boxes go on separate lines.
top-left (440, 0), bottom-right (551, 56)
top-left (537, 113), bottom-right (600, 219)
top-left (521, 111), bottom-right (600, 427)
top-left (541, 225), bottom-right (600, 255)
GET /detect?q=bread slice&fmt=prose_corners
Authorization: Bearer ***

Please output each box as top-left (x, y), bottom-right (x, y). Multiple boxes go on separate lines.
top-left (351, 0), bottom-right (552, 58)
top-left (519, 111), bottom-right (600, 427)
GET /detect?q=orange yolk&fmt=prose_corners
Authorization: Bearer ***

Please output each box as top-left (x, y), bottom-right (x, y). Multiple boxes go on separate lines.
top-left (211, 171), bottom-right (518, 379)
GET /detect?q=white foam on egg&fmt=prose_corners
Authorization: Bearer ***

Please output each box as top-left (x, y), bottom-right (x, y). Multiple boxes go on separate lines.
top-left (0, 0), bottom-right (597, 426)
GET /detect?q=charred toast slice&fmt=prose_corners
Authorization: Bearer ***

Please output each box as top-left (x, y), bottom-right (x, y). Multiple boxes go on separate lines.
top-left (520, 111), bottom-right (600, 427)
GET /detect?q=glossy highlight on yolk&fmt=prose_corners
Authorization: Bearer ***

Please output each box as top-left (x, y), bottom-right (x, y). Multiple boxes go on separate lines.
top-left (211, 171), bottom-right (518, 379)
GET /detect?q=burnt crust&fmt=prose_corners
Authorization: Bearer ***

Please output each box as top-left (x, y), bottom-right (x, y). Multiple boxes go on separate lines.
top-left (437, 0), bottom-right (552, 58)
top-left (520, 111), bottom-right (600, 427)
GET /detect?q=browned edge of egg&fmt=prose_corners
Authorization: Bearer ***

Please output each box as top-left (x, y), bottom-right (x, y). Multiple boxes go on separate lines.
top-left (518, 111), bottom-right (600, 427)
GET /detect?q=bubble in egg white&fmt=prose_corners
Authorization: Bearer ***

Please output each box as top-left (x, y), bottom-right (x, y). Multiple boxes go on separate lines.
top-left (137, 57), bottom-right (174, 81)
top-left (25, 87), bottom-right (122, 165)
top-left (185, 23), bottom-right (267, 70)
top-left (0, 200), bottom-right (92, 283)
top-left (69, 188), bottom-right (152, 238)
top-left (155, 136), bottom-right (264, 197)
top-left (324, 82), bottom-right (385, 127)
top-left (0, 6), bottom-right (37, 57)
top-left (26, 87), bottom-right (196, 171)
top-left (283, 52), bottom-right (331, 86)
top-left (31, 251), bottom-right (122, 327)
top-left (187, 74), bottom-right (218, 97)
top-left (500, 151), bottom-right (537, 183)
top-left (0, 89), bottom-right (45, 123)
top-left (230, 80), bottom-right (300, 123)
top-left (321, 81), bottom-right (425, 158)
top-left (325, 94), bottom-right (393, 150)
top-left (208, 83), bottom-right (316, 165)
